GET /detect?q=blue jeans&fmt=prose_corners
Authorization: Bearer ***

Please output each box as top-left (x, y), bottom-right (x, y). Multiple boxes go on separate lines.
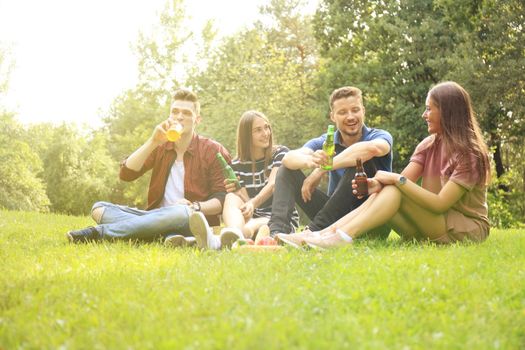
top-left (92, 201), bottom-right (192, 241)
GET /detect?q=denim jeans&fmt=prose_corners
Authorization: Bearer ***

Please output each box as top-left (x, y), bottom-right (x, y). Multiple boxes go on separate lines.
top-left (268, 162), bottom-right (390, 239)
top-left (92, 201), bottom-right (192, 241)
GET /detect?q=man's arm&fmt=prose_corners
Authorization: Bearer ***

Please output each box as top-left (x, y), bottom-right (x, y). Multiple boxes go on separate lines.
top-left (332, 139), bottom-right (391, 169)
top-left (124, 139), bottom-right (162, 172)
top-left (125, 120), bottom-right (170, 171)
top-left (120, 119), bottom-right (171, 181)
top-left (197, 198), bottom-right (223, 215)
top-left (282, 147), bottom-right (326, 170)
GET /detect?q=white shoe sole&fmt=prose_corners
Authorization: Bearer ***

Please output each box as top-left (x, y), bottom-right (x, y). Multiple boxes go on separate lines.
top-left (189, 212), bottom-right (211, 249)
top-left (164, 235), bottom-right (195, 248)
top-left (220, 231), bottom-right (241, 249)
top-left (305, 241), bottom-right (327, 251)
top-left (276, 235), bottom-right (303, 248)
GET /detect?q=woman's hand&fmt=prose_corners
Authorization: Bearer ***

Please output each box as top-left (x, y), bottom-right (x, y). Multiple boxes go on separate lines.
top-left (240, 201), bottom-right (254, 220)
top-left (373, 170), bottom-right (400, 186)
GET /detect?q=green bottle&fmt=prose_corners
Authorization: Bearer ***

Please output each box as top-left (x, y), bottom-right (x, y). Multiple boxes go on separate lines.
top-left (216, 153), bottom-right (241, 190)
top-left (322, 125), bottom-right (335, 170)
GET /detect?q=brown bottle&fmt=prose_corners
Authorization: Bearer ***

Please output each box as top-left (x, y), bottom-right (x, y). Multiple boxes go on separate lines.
top-left (354, 158), bottom-right (368, 197)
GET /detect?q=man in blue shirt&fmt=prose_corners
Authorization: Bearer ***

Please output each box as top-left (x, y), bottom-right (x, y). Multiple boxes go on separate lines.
top-left (269, 86), bottom-right (393, 240)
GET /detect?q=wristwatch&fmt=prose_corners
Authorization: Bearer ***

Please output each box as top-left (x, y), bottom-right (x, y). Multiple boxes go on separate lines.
top-left (191, 201), bottom-right (201, 212)
top-left (397, 176), bottom-right (407, 187)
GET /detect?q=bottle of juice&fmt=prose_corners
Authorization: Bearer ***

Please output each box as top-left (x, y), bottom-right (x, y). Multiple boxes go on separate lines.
top-left (322, 125), bottom-right (335, 170)
top-left (216, 153), bottom-right (241, 190)
top-left (166, 123), bottom-right (183, 142)
top-left (354, 157), bottom-right (368, 197)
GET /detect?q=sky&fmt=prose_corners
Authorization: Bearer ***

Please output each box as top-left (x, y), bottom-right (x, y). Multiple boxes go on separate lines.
top-left (0, 0), bottom-right (317, 128)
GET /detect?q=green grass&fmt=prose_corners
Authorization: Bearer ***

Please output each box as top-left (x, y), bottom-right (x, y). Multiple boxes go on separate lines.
top-left (1, 210), bottom-right (524, 349)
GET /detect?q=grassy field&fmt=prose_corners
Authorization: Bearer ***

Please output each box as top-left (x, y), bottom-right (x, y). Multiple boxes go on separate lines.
top-left (0, 210), bottom-right (524, 349)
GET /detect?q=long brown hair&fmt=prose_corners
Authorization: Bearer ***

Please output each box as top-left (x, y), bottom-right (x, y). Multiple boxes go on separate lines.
top-left (236, 110), bottom-right (274, 178)
top-left (428, 81), bottom-right (491, 185)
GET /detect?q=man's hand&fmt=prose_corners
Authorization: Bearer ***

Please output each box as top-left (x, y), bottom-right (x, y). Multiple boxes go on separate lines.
top-left (301, 170), bottom-right (324, 202)
top-left (352, 178), bottom-right (383, 198)
top-left (308, 150), bottom-right (328, 169)
top-left (224, 178), bottom-right (240, 193)
top-left (176, 198), bottom-right (193, 207)
top-left (151, 119), bottom-right (171, 145)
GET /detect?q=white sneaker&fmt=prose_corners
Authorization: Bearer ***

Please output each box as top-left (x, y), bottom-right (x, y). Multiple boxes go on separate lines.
top-left (276, 230), bottom-right (320, 248)
top-left (164, 235), bottom-right (196, 248)
top-left (220, 227), bottom-right (244, 249)
top-left (304, 229), bottom-right (353, 250)
top-left (189, 212), bottom-right (220, 250)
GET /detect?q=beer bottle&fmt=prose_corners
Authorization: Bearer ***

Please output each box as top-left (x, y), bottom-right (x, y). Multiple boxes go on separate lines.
top-left (354, 157), bottom-right (368, 197)
top-left (216, 153), bottom-right (241, 190)
top-left (321, 125), bottom-right (335, 170)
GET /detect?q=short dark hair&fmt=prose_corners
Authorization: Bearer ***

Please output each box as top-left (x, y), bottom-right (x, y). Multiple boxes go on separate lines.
top-left (329, 86), bottom-right (363, 111)
top-left (172, 89), bottom-right (200, 115)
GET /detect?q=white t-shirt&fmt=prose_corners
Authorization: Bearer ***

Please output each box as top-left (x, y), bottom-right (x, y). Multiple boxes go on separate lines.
top-left (161, 160), bottom-right (185, 207)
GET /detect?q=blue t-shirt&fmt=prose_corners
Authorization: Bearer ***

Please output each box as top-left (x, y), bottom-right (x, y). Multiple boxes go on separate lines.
top-left (303, 125), bottom-right (393, 195)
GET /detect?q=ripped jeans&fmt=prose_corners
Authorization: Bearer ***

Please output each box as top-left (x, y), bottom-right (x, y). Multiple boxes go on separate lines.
top-left (91, 201), bottom-right (192, 241)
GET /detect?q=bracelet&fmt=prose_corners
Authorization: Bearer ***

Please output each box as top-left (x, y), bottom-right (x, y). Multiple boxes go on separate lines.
top-left (192, 201), bottom-right (201, 212)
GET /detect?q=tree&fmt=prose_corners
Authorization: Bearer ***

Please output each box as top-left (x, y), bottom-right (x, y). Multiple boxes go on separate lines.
top-left (313, 0), bottom-right (462, 170)
top-left (443, 0), bottom-right (525, 223)
top-left (190, 0), bottom-right (323, 152)
top-left (28, 123), bottom-right (117, 215)
top-left (0, 42), bottom-right (14, 97)
top-left (313, 0), bottom-right (525, 225)
top-left (0, 114), bottom-right (50, 212)
top-left (102, 0), bottom-right (202, 206)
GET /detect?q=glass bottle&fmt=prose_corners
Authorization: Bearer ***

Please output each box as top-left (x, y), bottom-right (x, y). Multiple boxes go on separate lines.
top-left (321, 125), bottom-right (335, 170)
top-left (354, 157), bottom-right (368, 197)
top-left (216, 153), bottom-right (241, 190)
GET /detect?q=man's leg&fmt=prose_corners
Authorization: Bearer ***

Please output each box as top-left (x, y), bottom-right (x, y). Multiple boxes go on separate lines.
top-left (97, 204), bottom-right (193, 242)
top-left (91, 201), bottom-right (149, 225)
top-left (307, 161), bottom-right (389, 240)
top-left (268, 167), bottom-right (328, 235)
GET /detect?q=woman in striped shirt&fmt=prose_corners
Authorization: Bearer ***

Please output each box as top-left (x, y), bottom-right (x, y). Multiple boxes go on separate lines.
top-left (220, 110), bottom-right (299, 247)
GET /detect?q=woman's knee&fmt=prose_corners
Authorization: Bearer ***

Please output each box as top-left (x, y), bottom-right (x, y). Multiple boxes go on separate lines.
top-left (224, 193), bottom-right (243, 210)
top-left (381, 185), bottom-right (402, 205)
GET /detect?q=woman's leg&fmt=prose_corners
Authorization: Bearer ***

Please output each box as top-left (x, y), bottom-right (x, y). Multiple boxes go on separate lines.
top-left (314, 192), bottom-right (384, 235)
top-left (222, 193), bottom-right (246, 231)
top-left (337, 185), bottom-right (447, 240)
top-left (244, 217), bottom-right (269, 239)
top-left (396, 192), bottom-right (447, 240)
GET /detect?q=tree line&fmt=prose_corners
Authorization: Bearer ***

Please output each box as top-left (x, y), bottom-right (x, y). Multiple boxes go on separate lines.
top-left (1, 0), bottom-right (523, 228)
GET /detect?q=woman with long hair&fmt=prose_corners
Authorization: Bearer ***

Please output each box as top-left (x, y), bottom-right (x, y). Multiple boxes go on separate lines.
top-left (283, 81), bottom-right (491, 248)
top-left (219, 110), bottom-right (299, 247)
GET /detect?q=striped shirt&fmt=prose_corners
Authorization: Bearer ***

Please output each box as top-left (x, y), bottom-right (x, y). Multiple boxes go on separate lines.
top-left (232, 146), bottom-right (299, 228)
